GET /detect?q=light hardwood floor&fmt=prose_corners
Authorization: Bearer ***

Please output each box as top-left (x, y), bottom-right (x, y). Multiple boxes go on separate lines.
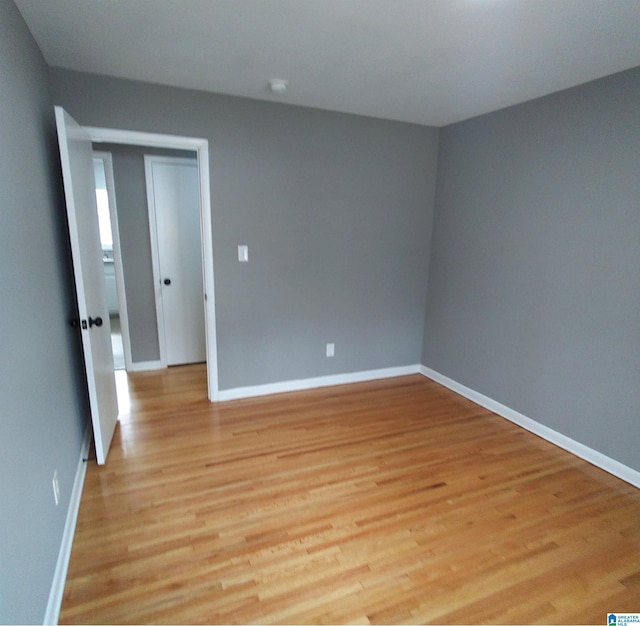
top-left (60, 364), bottom-right (640, 624)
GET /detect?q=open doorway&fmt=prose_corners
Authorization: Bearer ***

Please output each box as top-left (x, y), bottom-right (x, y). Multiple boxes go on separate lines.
top-left (93, 152), bottom-right (129, 371)
top-left (92, 146), bottom-right (203, 374)
top-left (87, 126), bottom-right (219, 402)
top-left (55, 107), bottom-right (219, 471)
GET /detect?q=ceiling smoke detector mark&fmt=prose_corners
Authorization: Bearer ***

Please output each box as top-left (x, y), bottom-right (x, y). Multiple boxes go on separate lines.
top-left (268, 78), bottom-right (288, 94)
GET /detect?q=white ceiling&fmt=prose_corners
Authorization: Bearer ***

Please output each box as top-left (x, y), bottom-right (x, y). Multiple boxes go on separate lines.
top-left (14, 0), bottom-right (640, 127)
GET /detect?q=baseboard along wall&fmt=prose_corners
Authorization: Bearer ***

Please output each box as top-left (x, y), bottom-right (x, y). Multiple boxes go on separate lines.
top-left (44, 424), bottom-right (91, 625)
top-left (127, 360), bottom-right (164, 373)
top-left (216, 364), bottom-right (422, 401)
top-left (419, 365), bottom-right (640, 489)
top-left (218, 362), bottom-right (639, 488)
top-left (47, 361), bottom-right (638, 623)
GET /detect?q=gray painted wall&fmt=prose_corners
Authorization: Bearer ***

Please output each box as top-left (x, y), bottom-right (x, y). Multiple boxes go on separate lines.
top-left (0, 2), bottom-right (88, 623)
top-left (52, 69), bottom-right (439, 389)
top-left (96, 144), bottom-right (196, 363)
top-left (1, 6), bottom-right (638, 622)
top-left (423, 67), bottom-right (640, 472)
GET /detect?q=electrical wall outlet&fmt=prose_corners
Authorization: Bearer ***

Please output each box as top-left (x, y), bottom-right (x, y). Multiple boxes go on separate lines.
top-left (52, 470), bottom-right (60, 506)
top-left (326, 342), bottom-right (335, 357)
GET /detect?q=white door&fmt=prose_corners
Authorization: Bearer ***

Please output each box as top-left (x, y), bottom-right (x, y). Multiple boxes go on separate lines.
top-left (55, 106), bottom-right (118, 465)
top-left (145, 156), bottom-right (206, 366)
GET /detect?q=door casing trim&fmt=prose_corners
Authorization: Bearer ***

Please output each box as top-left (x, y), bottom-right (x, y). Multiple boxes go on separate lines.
top-left (87, 126), bottom-right (219, 401)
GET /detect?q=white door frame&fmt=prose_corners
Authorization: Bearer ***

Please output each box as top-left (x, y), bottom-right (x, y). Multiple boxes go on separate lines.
top-left (144, 154), bottom-right (204, 368)
top-left (87, 126), bottom-right (219, 402)
top-left (93, 151), bottom-right (134, 372)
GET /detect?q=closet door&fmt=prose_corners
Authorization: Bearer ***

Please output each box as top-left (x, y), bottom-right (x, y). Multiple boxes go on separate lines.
top-left (145, 156), bottom-right (205, 366)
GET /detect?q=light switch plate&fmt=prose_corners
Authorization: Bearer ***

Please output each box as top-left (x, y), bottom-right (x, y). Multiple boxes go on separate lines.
top-left (238, 245), bottom-right (248, 262)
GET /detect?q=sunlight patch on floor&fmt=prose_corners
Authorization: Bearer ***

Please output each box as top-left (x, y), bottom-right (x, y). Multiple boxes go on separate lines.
top-left (114, 369), bottom-right (130, 418)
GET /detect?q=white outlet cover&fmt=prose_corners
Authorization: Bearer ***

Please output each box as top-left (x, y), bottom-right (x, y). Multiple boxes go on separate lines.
top-left (326, 343), bottom-right (335, 357)
top-left (238, 245), bottom-right (248, 262)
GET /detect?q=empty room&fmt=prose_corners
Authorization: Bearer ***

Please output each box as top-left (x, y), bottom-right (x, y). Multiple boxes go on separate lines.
top-left (1, 1), bottom-right (639, 624)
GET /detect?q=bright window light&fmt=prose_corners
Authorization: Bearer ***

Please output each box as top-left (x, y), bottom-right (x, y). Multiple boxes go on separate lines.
top-left (95, 188), bottom-right (113, 247)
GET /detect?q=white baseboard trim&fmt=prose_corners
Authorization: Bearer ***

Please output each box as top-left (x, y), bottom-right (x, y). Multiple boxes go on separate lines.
top-left (44, 424), bottom-right (91, 625)
top-left (217, 364), bottom-right (422, 402)
top-left (419, 365), bottom-right (640, 489)
top-left (127, 360), bottom-right (164, 372)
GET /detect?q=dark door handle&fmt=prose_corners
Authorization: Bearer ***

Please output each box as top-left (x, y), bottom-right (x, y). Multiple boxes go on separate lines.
top-left (88, 316), bottom-right (103, 328)
top-left (163, 278), bottom-right (171, 285)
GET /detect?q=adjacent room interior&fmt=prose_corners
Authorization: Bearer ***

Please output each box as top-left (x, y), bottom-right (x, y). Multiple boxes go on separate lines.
top-left (1, 1), bottom-right (639, 624)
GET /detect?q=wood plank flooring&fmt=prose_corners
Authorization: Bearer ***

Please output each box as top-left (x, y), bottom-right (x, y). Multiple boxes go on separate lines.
top-left (60, 365), bottom-right (640, 624)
